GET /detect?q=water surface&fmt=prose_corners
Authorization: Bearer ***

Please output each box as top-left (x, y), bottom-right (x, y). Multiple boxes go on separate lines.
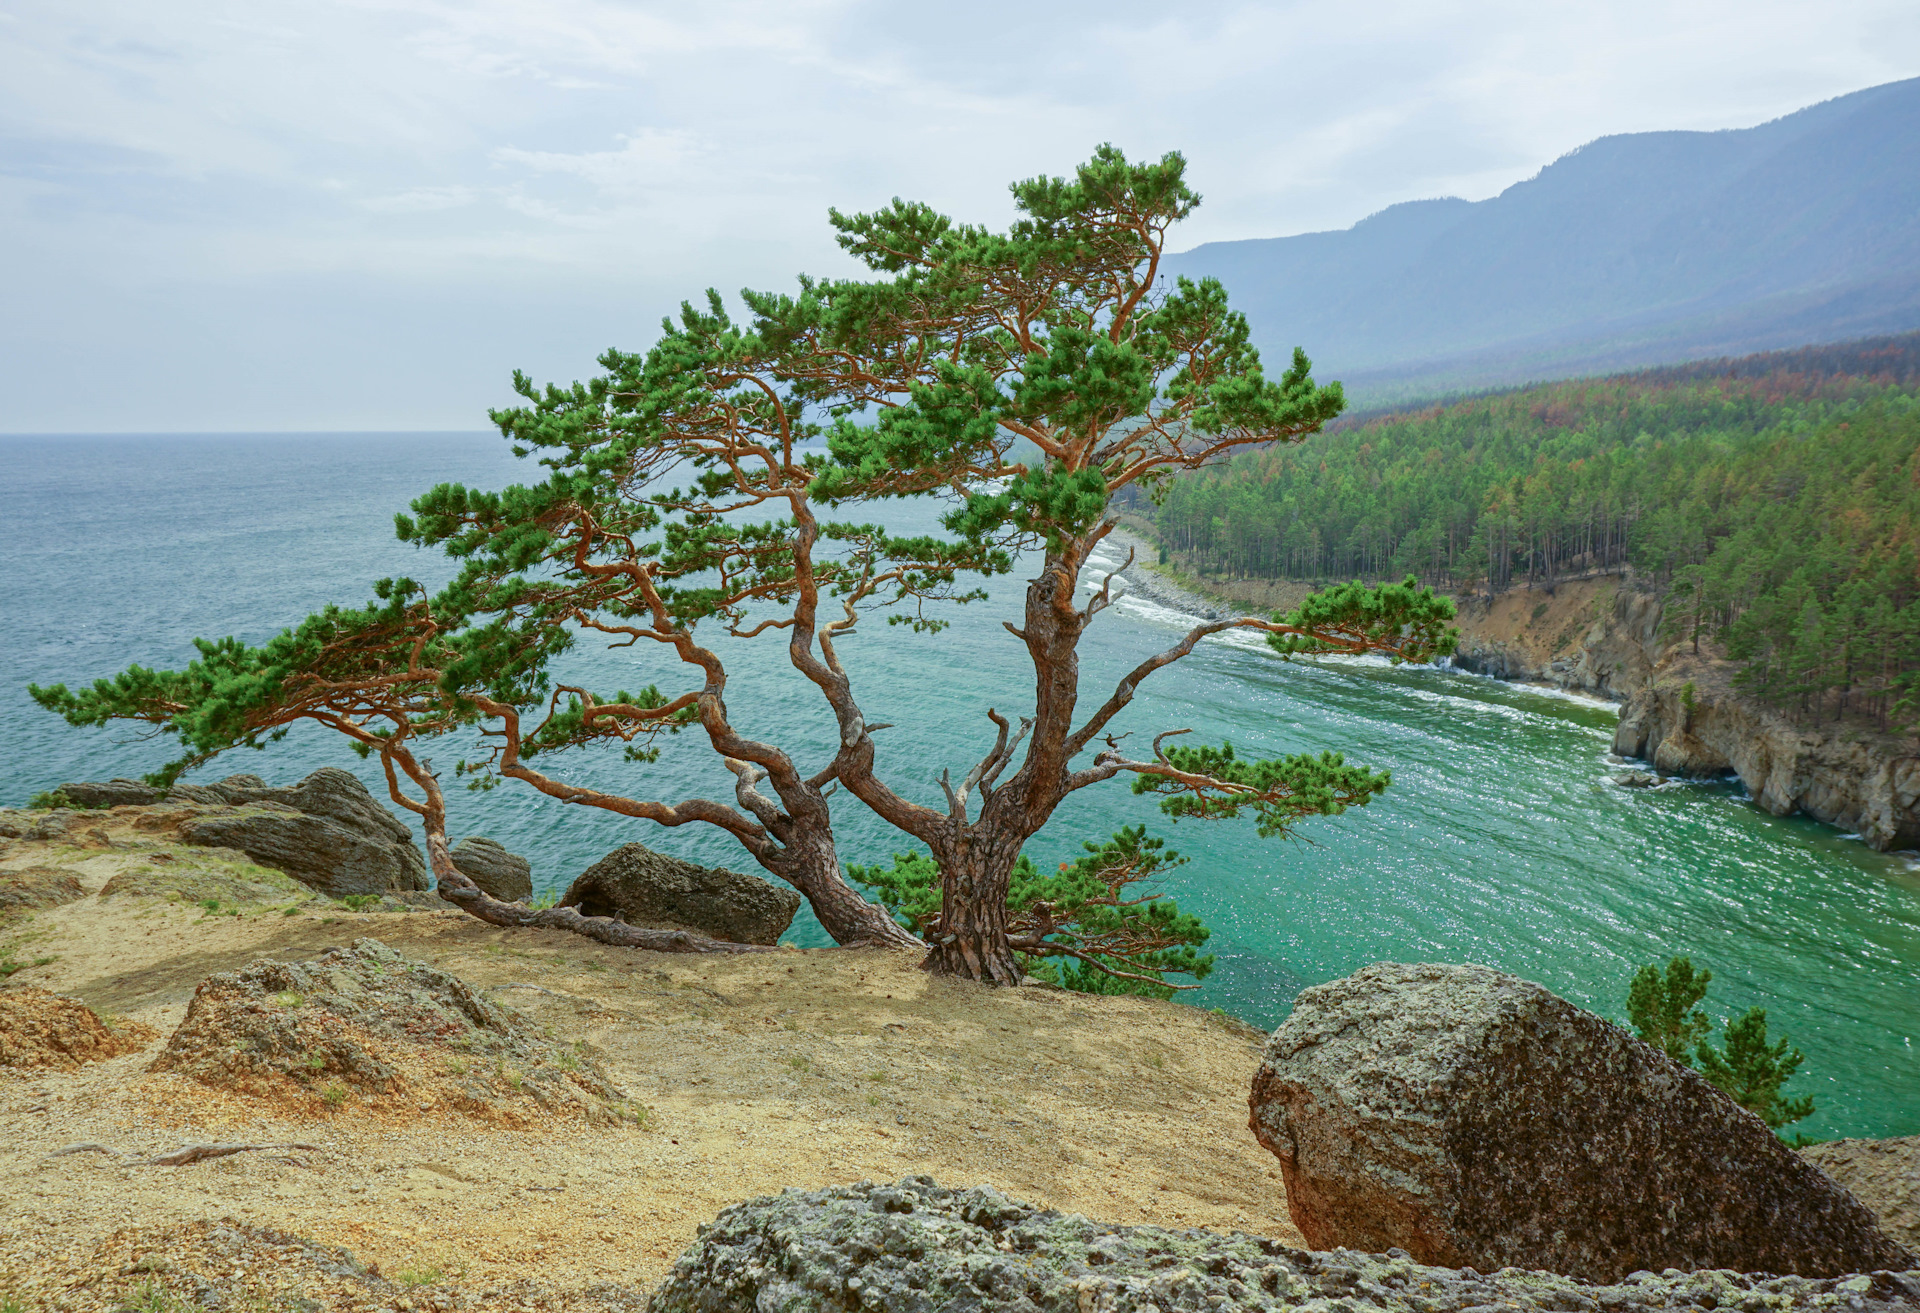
top-left (3, 432), bottom-right (1915, 1139)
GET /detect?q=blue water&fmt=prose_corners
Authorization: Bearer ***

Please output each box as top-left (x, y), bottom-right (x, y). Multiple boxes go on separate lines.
top-left (3, 432), bottom-right (1917, 1139)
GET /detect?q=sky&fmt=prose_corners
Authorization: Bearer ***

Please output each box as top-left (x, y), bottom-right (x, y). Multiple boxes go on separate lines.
top-left (4, 1), bottom-right (1917, 432)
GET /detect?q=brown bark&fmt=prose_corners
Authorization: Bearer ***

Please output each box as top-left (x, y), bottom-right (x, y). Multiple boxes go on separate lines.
top-left (422, 829), bottom-right (778, 956)
top-left (918, 840), bottom-right (1024, 985)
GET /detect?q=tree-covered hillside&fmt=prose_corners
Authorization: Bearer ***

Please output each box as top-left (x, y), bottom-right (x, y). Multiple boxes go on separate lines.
top-left (1149, 333), bottom-right (1920, 729)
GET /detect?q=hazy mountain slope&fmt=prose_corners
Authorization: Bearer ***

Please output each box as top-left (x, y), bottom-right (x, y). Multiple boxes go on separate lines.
top-left (1170, 77), bottom-right (1920, 401)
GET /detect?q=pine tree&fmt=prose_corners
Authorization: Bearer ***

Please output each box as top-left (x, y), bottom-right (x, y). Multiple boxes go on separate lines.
top-left (1625, 956), bottom-right (1714, 1066)
top-left (1696, 1007), bottom-right (1816, 1130)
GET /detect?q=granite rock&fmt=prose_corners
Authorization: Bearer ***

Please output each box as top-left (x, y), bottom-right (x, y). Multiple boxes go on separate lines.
top-left (647, 1177), bottom-right (1920, 1313)
top-left (558, 843), bottom-right (798, 945)
top-left (152, 938), bottom-right (628, 1125)
top-left (1804, 1137), bottom-right (1920, 1256)
top-left (1248, 961), bottom-right (1916, 1281)
top-left (451, 835), bottom-right (533, 903)
top-left (173, 769), bottom-right (428, 896)
top-left (53, 778), bottom-right (164, 808)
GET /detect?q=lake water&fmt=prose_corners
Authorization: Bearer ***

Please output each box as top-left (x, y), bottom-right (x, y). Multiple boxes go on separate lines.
top-left (3, 432), bottom-right (1916, 1139)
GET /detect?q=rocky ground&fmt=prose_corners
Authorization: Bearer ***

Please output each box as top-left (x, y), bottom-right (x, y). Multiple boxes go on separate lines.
top-left (0, 804), bottom-right (1292, 1310)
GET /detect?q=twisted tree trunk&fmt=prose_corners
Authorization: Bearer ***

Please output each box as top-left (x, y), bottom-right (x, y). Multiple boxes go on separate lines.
top-left (919, 837), bottom-right (1025, 984)
top-left (766, 826), bottom-right (921, 950)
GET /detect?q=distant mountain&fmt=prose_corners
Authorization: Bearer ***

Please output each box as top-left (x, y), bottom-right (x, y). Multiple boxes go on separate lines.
top-left (1168, 77), bottom-right (1920, 404)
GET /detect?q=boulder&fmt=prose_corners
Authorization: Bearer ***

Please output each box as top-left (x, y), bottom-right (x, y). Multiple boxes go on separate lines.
top-left (151, 938), bottom-right (630, 1125)
top-left (53, 778), bottom-right (163, 809)
top-left (450, 835), bottom-right (533, 902)
top-left (1804, 1137), bottom-right (1920, 1255)
top-left (1611, 770), bottom-right (1661, 788)
top-left (173, 768), bottom-right (428, 897)
top-left (1248, 962), bottom-right (1915, 1281)
top-left (0, 989), bottom-right (156, 1070)
top-left (0, 809), bottom-right (73, 842)
top-left (0, 867), bottom-right (87, 918)
top-left (649, 1177), bottom-right (1920, 1313)
top-left (558, 843), bottom-right (798, 945)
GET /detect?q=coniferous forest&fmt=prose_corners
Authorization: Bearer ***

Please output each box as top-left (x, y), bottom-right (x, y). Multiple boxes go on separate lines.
top-left (1147, 333), bottom-right (1920, 730)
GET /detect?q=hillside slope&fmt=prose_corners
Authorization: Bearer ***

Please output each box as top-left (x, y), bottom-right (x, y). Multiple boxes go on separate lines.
top-left (1138, 336), bottom-right (1920, 848)
top-left (1169, 78), bottom-right (1920, 401)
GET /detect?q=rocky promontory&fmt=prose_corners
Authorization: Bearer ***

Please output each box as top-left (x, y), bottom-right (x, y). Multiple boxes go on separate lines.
top-left (1449, 577), bottom-right (1920, 851)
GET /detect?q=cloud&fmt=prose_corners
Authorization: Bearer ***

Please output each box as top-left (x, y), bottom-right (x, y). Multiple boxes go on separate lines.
top-left (0, 0), bottom-right (1915, 429)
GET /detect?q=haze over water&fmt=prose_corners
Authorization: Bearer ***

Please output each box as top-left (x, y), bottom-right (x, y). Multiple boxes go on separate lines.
top-left (4, 432), bottom-right (1916, 1140)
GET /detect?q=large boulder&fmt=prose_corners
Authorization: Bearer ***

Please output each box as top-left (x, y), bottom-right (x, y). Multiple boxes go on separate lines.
top-left (1804, 1137), bottom-right (1920, 1255)
top-left (1248, 962), bottom-right (1915, 1281)
top-left (450, 835), bottom-right (533, 902)
top-left (151, 938), bottom-right (629, 1126)
top-left (558, 843), bottom-right (798, 945)
top-left (648, 1177), bottom-right (1920, 1313)
top-left (173, 769), bottom-right (428, 897)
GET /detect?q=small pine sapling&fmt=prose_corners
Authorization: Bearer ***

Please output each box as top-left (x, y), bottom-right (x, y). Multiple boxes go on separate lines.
top-left (1696, 1006), bottom-right (1816, 1130)
top-left (1626, 956), bottom-right (1714, 1066)
top-left (1625, 955), bottom-right (1816, 1132)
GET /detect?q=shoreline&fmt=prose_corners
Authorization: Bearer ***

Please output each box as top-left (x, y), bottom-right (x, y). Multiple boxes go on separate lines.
top-left (1101, 524), bottom-right (1251, 620)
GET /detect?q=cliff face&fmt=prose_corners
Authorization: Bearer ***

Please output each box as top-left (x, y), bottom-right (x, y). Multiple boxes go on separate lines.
top-left (1452, 577), bottom-right (1920, 852)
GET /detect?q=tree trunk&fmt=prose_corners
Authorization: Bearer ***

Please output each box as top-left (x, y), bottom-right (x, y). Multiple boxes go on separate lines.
top-left (768, 829), bottom-right (922, 950)
top-left (920, 841), bottom-right (1023, 985)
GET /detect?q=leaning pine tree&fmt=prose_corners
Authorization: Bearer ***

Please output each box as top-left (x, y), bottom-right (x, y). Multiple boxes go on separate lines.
top-left (30, 299), bottom-right (1008, 950)
top-left (499, 145), bottom-right (1459, 984)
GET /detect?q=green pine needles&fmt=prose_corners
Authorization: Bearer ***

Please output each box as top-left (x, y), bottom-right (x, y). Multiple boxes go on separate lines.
top-left (852, 826), bottom-right (1212, 997)
top-left (1625, 955), bottom-right (1815, 1131)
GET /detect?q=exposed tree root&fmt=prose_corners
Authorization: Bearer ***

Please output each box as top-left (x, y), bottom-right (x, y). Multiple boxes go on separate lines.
top-left (141, 1142), bottom-right (321, 1167)
top-left (430, 861), bottom-right (781, 956)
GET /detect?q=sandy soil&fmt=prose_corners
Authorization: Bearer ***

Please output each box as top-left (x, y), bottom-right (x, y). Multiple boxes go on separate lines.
top-left (0, 812), bottom-right (1296, 1305)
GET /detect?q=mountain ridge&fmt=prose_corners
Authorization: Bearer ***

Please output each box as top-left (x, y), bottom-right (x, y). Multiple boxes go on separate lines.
top-left (1171, 77), bottom-right (1920, 402)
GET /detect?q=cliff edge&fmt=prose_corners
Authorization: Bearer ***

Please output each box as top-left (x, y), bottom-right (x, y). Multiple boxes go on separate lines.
top-left (1452, 576), bottom-right (1920, 851)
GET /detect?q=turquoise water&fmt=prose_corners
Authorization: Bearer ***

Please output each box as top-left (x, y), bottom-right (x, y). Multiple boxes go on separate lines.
top-left (3, 432), bottom-right (1916, 1139)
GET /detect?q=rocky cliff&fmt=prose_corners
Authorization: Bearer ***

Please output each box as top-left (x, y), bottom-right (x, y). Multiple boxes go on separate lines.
top-left (1451, 576), bottom-right (1920, 851)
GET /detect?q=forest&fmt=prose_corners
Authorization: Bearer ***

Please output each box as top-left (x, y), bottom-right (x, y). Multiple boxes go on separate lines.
top-left (1147, 334), bottom-right (1920, 730)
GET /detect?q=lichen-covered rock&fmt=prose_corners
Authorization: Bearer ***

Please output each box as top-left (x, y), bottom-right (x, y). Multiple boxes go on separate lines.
top-left (173, 769), bottom-right (428, 896)
top-left (451, 835), bottom-right (533, 902)
top-left (1805, 1137), bottom-right (1920, 1255)
top-left (0, 988), bottom-right (156, 1070)
top-left (0, 867), bottom-right (87, 918)
top-left (151, 938), bottom-right (631, 1126)
top-left (0, 808), bottom-right (75, 842)
top-left (647, 1177), bottom-right (1920, 1313)
top-left (54, 778), bottom-right (164, 809)
top-left (1248, 962), bottom-right (1915, 1282)
top-left (559, 843), bottom-right (798, 945)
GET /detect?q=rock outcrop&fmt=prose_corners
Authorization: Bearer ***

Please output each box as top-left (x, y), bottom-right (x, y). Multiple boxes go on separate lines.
top-left (558, 843), bottom-right (798, 945)
top-left (0, 867), bottom-right (87, 918)
top-left (1614, 679), bottom-right (1920, 851)
top-left (648, 1177), bottom-right (1920, 1313)
top-left (0, 988), bottom-right (156, 1070)
top-left (450, 835), bottom-right (533, 903)
top-left (1805, 1137), bottom-right (1920, 1256)
top-left (1451, 577), bottom-right (1920, 851)
top-left (1248, 961), bottom-right (1915, 1282)
top-left (151, 938), bottom-right (630, 1125)
top-left (53, 778), bottom-right (164, 809)
top-left (0, 809), bottom-right (77, 843)
top-left (168, 769), bottom-right (429, 896)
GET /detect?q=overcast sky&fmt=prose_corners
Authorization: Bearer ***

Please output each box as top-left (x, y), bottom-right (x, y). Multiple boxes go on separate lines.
top-left (4, 1), bottom-right (1916, 432)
